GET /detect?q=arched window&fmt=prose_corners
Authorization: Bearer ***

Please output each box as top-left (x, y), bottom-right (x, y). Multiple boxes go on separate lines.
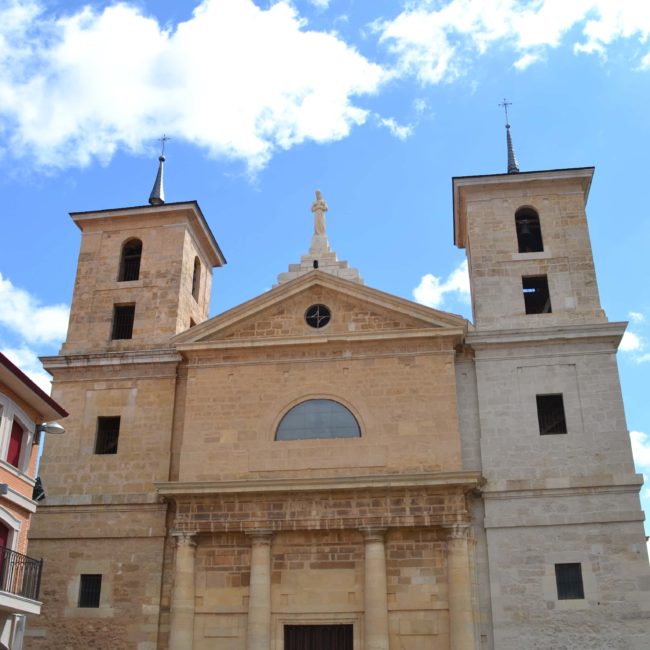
top-left (191, 257), bottom-right (201, 300)
top-left (119, 239), bottom-right (142, 281)
top-left (515, 207), bottom-right (544, 253)
top-left (275, 399), bottom-right (361, 441)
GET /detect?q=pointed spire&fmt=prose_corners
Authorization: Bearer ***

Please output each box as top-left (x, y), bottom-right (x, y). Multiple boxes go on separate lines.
top-left (506, 124), bottom-right (519, 174)
top-left (499, 98), bottom-right (520, 174)
top-left (148, 135), bottom-right (170, 206)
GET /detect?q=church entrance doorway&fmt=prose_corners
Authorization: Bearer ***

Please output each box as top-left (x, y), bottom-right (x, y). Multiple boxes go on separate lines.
top-left (284, 624), bottom-right (353, 650)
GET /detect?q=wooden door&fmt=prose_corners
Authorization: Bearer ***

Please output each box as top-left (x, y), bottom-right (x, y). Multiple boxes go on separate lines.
top-left (284, 624), bottom-right (353, 650)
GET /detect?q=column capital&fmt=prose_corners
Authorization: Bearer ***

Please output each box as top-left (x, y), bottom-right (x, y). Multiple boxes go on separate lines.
top-left (245, 529), bottom-right (274, 546)
top-left (171, 530), bottom-right (198, 547)
top-left (360, 526), bottom-right (387, 544)
top-left (445, 523), bottom-right (470, 541)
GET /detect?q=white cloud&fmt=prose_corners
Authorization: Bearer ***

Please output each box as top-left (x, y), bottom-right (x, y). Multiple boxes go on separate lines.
top-left (620, 331), bottom-right (642, 352)
top-left (629, 311), bottom-right (645, 323)
top-left (0, 0), bottom-right (386, 171)
top-left (413, 259), bottom-right (470, 309)
top-left (377, 116), bottom-right (413, 140)
top-left (0, 272), bottom-right (69, 345)
top-left (630, 431), bottom-right (650, 469)
top-left (307, 0), bottom-right (331, 9)
top-left (378, 0), bottom-right (650, 84)
top-left (0, 346), bottom-right (52, 393)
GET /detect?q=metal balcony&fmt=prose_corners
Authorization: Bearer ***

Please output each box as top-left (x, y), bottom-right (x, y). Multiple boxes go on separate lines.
top-left (0, 546), bottom-right (42, 602)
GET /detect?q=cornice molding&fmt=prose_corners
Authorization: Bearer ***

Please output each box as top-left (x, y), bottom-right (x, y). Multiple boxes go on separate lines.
top-left (156, 470), bottom-right (484, 498)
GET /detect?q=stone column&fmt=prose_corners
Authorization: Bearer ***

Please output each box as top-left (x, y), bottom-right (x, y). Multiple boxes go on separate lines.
top-left (246, 530), bottom-right (274, 650)
top-left (169, 531), bottom-right (197, 650)
top-left (362, 527), bottom-right (389, 650)
top-left (447, 524), bottom-right (476, 650)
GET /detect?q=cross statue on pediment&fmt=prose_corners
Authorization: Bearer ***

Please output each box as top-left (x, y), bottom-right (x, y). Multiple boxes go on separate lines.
top-left (311, 190), bottom-right (328, 236)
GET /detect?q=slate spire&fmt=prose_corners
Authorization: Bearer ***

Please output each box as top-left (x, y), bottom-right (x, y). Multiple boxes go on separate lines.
top-left (499, 99), bottom-right (520, 174)
top-left (148, 135), bottom-right (170, 206)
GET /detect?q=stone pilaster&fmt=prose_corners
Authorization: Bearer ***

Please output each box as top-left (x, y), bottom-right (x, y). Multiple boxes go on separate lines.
top-left (446, 524), bottom-right (476, 650)
top-left (361, 527), bottom-right (389, 650)
top-left (169, 531), bottom-right (197, 650)
top-left (246, 530), bottom-right (274, 650)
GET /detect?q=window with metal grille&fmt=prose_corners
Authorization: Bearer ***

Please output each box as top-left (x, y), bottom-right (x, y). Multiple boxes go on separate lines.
top-left (119, 239), bottom-right (142, 282)
top-left (78, 574), bottom-right (102, 608)
top-left (515, 207), bottom-right (544, 253)
top-left (536, 394), bottom-right (567, 435)
top-left (95, 416), bottom-right (120, 454)
top-left (111, 304), bottom-right (135, 340)
top-left (555, 563), bottom-right (584, 600)
top-left (522, 275), bottom-right (552, 314)
top-left (192, 257), bottom-right (201, 300)
top-left (304, 304), bottom-right (331, 328)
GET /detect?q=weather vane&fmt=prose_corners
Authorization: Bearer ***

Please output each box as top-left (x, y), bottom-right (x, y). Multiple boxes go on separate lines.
top-left (158, 134), bottom-right (171, 158)
top-left (498, 98), bottom-right (512, 126)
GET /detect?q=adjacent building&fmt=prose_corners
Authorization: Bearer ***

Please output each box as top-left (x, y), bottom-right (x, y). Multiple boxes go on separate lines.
top-left (0, 354), bottom-right (67, 650)
top-left (26, 152), bottom-right (650, 649)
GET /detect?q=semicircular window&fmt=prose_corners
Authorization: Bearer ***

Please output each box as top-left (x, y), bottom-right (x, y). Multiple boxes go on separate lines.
top-left (275, 399), bottom-right (361, 441)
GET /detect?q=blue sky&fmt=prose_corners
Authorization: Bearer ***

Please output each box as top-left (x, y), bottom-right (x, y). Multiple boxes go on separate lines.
top-left (1, 0), bottom-right (649, 538)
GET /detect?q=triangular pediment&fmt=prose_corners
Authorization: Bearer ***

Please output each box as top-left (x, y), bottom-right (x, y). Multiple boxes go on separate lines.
top-left (173, 271), bottom-right (466, 348)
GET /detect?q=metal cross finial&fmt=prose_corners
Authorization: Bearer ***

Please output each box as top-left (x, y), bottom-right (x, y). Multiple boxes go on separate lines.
top-left (158, 134), bottom-right (171, 158)
top-left (498, 98), bottom-right (512, 126)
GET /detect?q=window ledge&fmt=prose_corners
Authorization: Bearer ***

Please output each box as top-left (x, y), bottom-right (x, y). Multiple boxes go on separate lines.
top-left (512, 250), bottom-right (552, 261)
top-left (0, 459), bottom-right (36, 486)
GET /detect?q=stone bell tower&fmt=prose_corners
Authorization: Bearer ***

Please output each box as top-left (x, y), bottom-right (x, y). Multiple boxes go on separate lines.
top-left (452, 113), bottom-right (650, 649)
top-left (28, 157), bottom-right (227, 650)
top-left (62, 157), bottom-right (225, 355)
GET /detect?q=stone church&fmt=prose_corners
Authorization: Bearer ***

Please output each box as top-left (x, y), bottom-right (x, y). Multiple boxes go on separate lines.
top-left (25, 148), bottom-right (650, 649)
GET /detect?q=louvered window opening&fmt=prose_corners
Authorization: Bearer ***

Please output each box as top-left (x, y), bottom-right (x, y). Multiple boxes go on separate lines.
top-left (284, 624), bottom-right (353, 650)
top-left (78, 574), bottom-right (102, 608)
top-left (112, 305), bottom-right (135, 340)
top-left (95, 416), bottom-right (120, 455)
top-left (536, 394), bottom-right (567, 435)
top-left (555, 563), bottom-right (584, 600)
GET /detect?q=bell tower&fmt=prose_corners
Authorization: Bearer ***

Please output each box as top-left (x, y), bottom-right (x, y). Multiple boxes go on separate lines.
top-left (61, 156), bottom-right (225, 355)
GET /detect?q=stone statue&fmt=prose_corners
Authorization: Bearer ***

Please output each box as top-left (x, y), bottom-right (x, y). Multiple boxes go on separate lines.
top-left (311, 190), bottom-right (328, 236)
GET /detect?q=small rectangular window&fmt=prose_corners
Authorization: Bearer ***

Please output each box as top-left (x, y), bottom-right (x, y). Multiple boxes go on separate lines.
top-left (536, 394), bottom-right (567, 435)
top-left (111, 304), bottom-right (135, 340)
top-left (95, 416), bottom-right (120, 454)
top-left (522, 275), bottom-right (552, 314)
top-left (7, 420), bottom-right (24, 468)
top-left (78, 574), bottom-right (102, 608)
top-left (555, 563), bottom-right (584, 600)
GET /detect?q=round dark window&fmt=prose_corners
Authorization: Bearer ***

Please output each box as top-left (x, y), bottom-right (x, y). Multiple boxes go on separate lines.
top-left (305, 304), bottom-right (331, 329)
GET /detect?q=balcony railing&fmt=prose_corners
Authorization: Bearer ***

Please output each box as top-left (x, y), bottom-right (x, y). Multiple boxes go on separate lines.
top-left (0, 545), bottom-right (42, 602)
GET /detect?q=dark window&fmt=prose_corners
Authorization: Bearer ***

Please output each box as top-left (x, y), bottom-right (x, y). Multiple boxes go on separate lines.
top-left (7, 420), bottom-right (24, 468)
top-left (192, 257), bottom-right (201, 301)
top-left (305, 304), bottom-right (331, 328)
top-left (522, 276), bottom-right (552, 314)
top-left (537, 394), bottom-right (567, 435)
top-left (555, 563), bottom-right (584, 600)
top-left (276, 400), bottom-right (360, 441)
top-left (515, 207), bottom-right (544, 253)
top-left (78, 574), bottom-right (102, 608)
top-left (111, 304), bottom-right (135, 340)
top-left (119, 239), bottom-right (142, 281)
top-left (285, 624), bottom-right (353, 650)
top-left (95, 416), bottom-right (120, 454)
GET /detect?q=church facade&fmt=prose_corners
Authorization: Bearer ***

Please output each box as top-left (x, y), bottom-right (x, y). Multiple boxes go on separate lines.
top-left (25, 164), bottom-right (650, 649)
